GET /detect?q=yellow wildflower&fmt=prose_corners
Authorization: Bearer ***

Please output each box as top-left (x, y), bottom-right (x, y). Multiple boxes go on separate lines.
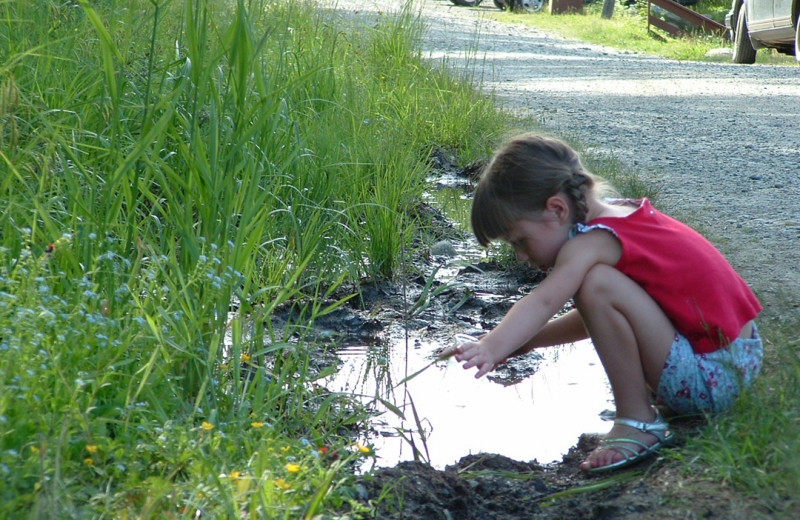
top-left (85, 444), bottom-right (98, 454)
top-left (281, 445), bottom-right (291, 453)
top-left (241, 354), bottom-right (251, 363)
top-left (251, 421), bottom-right (265, 429)
top-left (275, 478), bottom-right (291, 490)
top-left (356, 443), bottom-right (371, 454)
top-left (285, 463), bottom-right (300, 473)
top-left (201, 421), bottom-right (214, 431)
top-left (84, 458), bottom-right (94, 466)
top-left (30, 446), bottom-right (40, 454)
top-left (229, 471), bottom-right (241, 481)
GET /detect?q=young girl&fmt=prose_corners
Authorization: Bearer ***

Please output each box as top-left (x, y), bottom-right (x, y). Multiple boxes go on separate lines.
top-left (454, 134), bottom-right (763, 474)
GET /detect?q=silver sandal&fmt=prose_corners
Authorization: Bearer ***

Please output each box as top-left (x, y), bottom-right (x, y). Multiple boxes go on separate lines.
top-left (585, 407), bottom-right (676, 474)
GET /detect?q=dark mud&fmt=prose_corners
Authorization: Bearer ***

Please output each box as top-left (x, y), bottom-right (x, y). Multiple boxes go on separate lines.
top-left (268, 162), bottom-right (765, 519)
top-left (307, 253), bottom-right (761, 519)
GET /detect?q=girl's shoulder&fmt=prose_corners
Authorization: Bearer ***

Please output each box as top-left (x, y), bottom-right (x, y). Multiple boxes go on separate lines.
top-left (571, 199), bottom-right (648, 239)
top-left (587, 198), bottom-right (643, 223)
top-left (604, 197), bottom-right (641, 207)
top-left (603, 198), bottom-right (643, 216)
top-left (569, 221), bottom-right (618, 240)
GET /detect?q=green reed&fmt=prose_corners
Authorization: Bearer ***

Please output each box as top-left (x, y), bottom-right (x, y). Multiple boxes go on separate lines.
top-left (0, 0), bottom-right (511, 516)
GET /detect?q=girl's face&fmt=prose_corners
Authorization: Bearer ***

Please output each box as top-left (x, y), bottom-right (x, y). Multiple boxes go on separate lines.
top-left (502, 197), bottom-right (572, 271)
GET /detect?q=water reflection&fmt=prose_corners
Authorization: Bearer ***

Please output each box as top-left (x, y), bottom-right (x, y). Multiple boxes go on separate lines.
top-left (324, 175), bottom-right (614, 468)
top-left (325, 333), bottom-right (614, 469)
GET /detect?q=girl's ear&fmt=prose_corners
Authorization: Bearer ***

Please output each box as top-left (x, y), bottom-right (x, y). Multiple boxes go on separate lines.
top-left (544, 194), bottom-right (571, 224)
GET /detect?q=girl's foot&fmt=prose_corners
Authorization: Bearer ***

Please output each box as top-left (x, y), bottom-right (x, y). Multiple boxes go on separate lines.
top-left (579, 409), bottom-right (675, 473)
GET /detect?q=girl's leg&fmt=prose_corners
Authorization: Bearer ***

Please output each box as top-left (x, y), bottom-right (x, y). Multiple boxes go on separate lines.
top-left (573, 265), bottom-right (675, 471)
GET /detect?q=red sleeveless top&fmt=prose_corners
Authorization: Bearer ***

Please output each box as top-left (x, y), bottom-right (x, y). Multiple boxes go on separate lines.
top-left (584, 199), bottom-right (761, 354)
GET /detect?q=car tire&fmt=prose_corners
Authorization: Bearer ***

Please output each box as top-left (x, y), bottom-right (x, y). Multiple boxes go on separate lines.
top-left (795, 12), bottom-right (800, 62)
top-left (732, 6), bottom-right (757, 64)
top-left (450, 0), bottom-right (483, 6)
top-left (515, 0), bottom-right (545, 12)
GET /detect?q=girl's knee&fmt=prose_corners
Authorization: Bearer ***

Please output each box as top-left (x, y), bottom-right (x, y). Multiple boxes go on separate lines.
top-left (574, 264), bottom-right (621, 306)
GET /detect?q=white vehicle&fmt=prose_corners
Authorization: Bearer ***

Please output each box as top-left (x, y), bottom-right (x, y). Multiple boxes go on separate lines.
top-left (725, 0), bottom-right (800, 63)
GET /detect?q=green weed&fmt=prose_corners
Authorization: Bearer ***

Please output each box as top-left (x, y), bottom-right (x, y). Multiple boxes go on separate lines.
top-left (0, 0), bottom-right (508, 516)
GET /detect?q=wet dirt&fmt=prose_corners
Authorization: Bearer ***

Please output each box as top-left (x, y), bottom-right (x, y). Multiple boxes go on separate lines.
top-left (308, 0), bottom-right (799, 515)
top-left (268, 161), bottom-right (767, 519)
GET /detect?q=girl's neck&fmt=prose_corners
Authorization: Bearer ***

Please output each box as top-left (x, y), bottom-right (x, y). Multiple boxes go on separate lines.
top-left (584, 196), bottom-right (635, 221)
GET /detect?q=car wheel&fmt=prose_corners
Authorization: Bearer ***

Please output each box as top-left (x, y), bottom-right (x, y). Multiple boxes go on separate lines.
top-left (450, 0), bottom-right (483, 6)
top-left (512, 0), bottom-right (545, 11)
top-left (732, 6), bottom-right (757, 64)
top-left (795, 12), bottom-right (800, 62)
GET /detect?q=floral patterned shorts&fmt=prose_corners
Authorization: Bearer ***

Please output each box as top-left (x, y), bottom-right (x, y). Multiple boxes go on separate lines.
top-left (655, 324), bottom-right (763, 415)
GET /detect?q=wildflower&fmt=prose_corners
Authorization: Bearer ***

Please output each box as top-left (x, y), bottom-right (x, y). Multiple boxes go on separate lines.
top-left (281, 445), bottom-right (291, 453)
top-left (84, 457), bottom-right (94, 466)
top-left (275, 478), bottom-right (291, 490)
top-left (30, 446), bottom-right (40, 454)
top-left (285, 463), bottom-right (300, 473)
top-left (319, 446), bottom-right (339, 461)
top-left (201, 421), bottom-right (215, 431)
top-left (356, 443), bottom-right (371, 454)
top-left (86, 444), bottom-right (98, 454)
top-left (229, 471), bottom-right (241, 481)
top-left (241, 354), bottom-right (251, 363)
top-left (251, 421), bottom-right (265, 429)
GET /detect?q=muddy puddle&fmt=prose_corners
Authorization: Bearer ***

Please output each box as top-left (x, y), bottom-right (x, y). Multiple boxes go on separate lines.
top-left (322, 170), bottom-right (615, 469)
top-left (325, 334), bottom-right (612, 469)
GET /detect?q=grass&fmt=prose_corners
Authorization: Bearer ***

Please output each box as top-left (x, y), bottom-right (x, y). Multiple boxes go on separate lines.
top-left (490, 0), bottom-right (797, 64)
top-left (1, 0), bottom-right (798, 517)
top-left (0, 0), bottom-right (509, 517)
top-left (681, 319), bottom-right (800, 515)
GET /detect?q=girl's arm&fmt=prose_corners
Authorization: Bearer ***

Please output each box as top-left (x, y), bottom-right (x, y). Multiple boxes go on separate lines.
top-left (456, 230), bottom-right (619, 377)
top-left (509, 308), bottom-right (588, 358)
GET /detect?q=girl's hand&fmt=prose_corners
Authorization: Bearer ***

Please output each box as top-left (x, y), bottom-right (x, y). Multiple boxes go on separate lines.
top-left (455, 338), bottom-right (500, 378)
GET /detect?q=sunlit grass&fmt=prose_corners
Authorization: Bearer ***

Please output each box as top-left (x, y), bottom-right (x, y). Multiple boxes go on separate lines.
top-left (489, 2), bottom-right (796, 64)
top-left (0, 0), bottom-right (509, 516)
top-left (3, 0), bottom-right (797, 516)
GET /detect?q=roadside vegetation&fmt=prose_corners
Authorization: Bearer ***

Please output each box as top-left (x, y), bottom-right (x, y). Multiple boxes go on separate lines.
top-left (1, 0), bottom-right (797, 518)
top-left (0, 0), bottom-right (508, 517)
top-left (492, 0), bottom-right (797, 64)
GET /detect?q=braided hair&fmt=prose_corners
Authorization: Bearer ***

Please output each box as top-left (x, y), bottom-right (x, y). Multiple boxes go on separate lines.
top-left (471, 134), bottom-right (600, 247)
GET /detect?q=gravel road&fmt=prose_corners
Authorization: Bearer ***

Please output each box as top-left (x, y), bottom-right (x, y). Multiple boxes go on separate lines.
top-left (329, 0), bottom-right (800, 319)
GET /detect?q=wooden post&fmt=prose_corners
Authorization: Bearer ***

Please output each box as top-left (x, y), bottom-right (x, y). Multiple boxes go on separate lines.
top-left (601, 0), bottom-right (616, 18)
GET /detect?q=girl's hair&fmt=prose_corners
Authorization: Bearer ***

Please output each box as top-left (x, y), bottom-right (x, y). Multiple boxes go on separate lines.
top-left (471, 134), bottom-right (602, 247)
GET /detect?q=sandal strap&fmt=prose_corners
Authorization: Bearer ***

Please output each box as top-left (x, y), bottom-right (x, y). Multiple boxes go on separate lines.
top-left (614, 408), bottom-right (670, 440)
top-left (599, 437), bottom-right (652, 455)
